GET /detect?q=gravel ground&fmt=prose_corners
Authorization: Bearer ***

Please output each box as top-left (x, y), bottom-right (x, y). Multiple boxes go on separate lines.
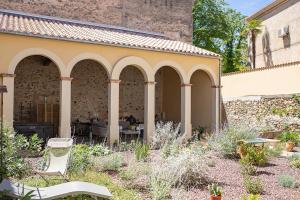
top-left (26, 150), bottom-right (300, 200)
top-left (169, 156), bottom-right (300, 200)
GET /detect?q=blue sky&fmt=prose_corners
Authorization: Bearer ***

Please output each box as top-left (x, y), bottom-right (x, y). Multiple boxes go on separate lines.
top-left (225, 0), bottom-right (275, 16)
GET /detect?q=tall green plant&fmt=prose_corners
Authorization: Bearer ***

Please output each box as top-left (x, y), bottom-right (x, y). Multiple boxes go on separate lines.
top-left (242, 20), bottom-right (262, 69)
top-left (134, 142), bottom-right (150, 161)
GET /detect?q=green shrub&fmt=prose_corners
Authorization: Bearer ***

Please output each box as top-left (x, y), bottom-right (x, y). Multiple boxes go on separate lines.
top-left (68, 144), bottom-right (92, 173)
top-left (134, 142), bottom-right (150, 161)
top-left (265, 144), bottom-right (283, 157)
top-left (14, 134), bottom-right (29, 150)
top-left (243, 175), bottom-right (263, 194)
top-left (161, 142), bottom-right (180, 158)
top-left (27, 134), bottom-right (43, 156)
top-left (96, 153), bottom-right (124, 172)
top-left (150, 165), bottom-right (175, 200)
top-left (272, 107), bottom-right (288, 117)
top-left (241, 145), bottom-right (268, 166)
top-left (242, 194), bottom-right (260, 200)
top-left (289, 155), bottom-right (300, 169)
top-left (208, 123), bottom-right (257, 157)
top-left (278, 131), bottom-right (300, 143)
top-left (118, 140), bottom-right (138, 152)
top-left (90, 144), bottom-right (111, 157)
top-left (119, 161), bottom-right (150, 181)
top-left (240, 160), bottom-right (257, 176)
top-left (277, 175), bottom-right (299, 188)
top-left (1, 127), bottom-right (31, 179)
top-left (119, 169), bottom-right (136, 181)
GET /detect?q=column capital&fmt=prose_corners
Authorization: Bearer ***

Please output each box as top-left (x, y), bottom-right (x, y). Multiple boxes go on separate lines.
top-left (144, 81), bottom-right (156, 85)
top-left (61, 77), bottom-right (73, 81)
top-left (211, 85), bottom-right (223, 88)
top-left (0, 73), bottom-right (15, 78)
top-left (110, 79), bottom-right (121, 83)
top-left (181, 83), bottom-right (192, 87)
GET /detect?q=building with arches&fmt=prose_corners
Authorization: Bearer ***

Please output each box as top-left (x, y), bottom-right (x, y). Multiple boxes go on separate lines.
top-left (0, 9), bottom-right (221, 144)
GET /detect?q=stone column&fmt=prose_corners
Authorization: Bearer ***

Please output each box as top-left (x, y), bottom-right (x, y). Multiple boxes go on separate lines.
top-left (59, 77), bottom-right (72, 138)
top-left (0, 73), bottom-right (15, 128)
top-left (181, 84), bottom-right (192, 139)
top-left (144, 81), bottom-right (155, 143)
top-left (212, 85), bottom-right (220, 133)
top-left (108, 79), bottom-right (120, 146)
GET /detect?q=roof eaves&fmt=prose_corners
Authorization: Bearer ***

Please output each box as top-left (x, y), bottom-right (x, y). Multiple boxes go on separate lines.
top-left (0, 8), bottom-right (167, 39)
top-left (247, 0), bottom-right (288, 21)
top-left (0, 30), bottom-right (220, 58)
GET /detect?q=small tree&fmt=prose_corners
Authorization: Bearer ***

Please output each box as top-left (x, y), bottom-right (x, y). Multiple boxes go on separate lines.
top-left (243, 20), bottom-right (262, 69)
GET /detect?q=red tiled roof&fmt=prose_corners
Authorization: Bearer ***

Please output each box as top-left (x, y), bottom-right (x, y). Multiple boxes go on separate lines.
top-left (0, 9), bottom-right (219, 58)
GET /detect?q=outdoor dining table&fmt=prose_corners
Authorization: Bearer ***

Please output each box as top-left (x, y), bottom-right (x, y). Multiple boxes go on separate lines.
top-left (239, 138), bottom-right (280, 147)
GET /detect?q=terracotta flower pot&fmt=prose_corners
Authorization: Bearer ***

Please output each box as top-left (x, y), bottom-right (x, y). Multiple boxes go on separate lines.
top-left (286, 141), bottom-right (295, 152)
top-left (210, 195), bottom-right (222, 200)
top-left (237, 145), bottom-right (246, 158)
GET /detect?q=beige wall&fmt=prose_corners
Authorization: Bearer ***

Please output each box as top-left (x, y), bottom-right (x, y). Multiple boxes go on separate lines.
top-left (0, 34), bottom-right (219, 79)
top-left (0, 32), bottom-right (220, 140)
top-left (191, 70), bottom-right (213, 130)
top-left (252, 0), bottom-right (300, 68)
top-left (222, 63), bottom-right (300, 98)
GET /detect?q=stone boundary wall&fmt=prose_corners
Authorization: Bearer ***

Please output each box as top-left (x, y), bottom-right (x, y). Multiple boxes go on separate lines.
top-left (223, 94), bottom-right (300, 133)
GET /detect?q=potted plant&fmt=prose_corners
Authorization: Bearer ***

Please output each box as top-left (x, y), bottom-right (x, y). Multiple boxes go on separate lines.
top-left (278, 131), bottom-right (300, 152)
top-left (208, 183), bottom-right (222, 200)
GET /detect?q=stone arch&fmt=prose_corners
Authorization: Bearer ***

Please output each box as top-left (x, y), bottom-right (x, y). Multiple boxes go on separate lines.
top-left (111, 56), bottom-right (154, 82)
top-left (8, 48), bottom-right (66, 76)
top-left (187, 65), bottom-right (217, 86)
top-left (153, 60), bottom-right (187, 84)
top-left (67, 53), bottom-right (112, 78)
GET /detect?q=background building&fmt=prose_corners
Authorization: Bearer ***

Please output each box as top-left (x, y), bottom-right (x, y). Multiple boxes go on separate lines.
top-left (0, 0), bottom-right (194, 43)
top-left (247, 0), bottom-right (300, 68)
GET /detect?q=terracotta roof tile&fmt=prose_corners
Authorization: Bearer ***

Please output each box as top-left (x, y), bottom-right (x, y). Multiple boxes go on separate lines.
top-left (0, 9), bottom-right (219, 58)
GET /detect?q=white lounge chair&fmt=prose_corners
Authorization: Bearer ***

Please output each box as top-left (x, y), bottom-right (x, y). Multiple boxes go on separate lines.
top-left (35, 138), bottom-right (73, 182)
top-left (0, 179), bottom-right (112, 199)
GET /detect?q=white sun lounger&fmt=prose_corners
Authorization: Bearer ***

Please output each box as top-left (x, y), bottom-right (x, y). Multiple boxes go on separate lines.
top-left (0, 179), bottom-right (112, 199)
top-left (35, 138), bottom-right (73, 182)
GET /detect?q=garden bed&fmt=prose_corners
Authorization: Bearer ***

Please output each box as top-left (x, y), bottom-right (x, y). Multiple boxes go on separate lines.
top-left (24, 150), bottom-right (300, 200)
top-left (3, 122), bottom-right (300, 200)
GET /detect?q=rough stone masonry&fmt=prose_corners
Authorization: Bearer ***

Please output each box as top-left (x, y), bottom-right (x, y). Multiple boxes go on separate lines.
top-left (223, 95), bottom-right (300, 133)
top-left (0, 0), bottom-right (194, 43)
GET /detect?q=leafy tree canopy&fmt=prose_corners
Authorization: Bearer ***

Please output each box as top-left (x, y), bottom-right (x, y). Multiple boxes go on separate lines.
top-left (193, 0), bottom-right (251, 73)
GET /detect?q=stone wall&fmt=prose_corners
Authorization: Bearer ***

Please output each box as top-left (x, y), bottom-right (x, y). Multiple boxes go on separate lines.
top-left (14, 56), bottom-right (60, 122)
top-left (71, 60), bottom-right (109, 121)
top-left (120, 66), bottom-right (145, 122)
top-left (0, 0), bottom-right (194, 42)
top-left (223, 95), bottom-right (300, 132)
top-left (14, 57), bottom-right (164, 124)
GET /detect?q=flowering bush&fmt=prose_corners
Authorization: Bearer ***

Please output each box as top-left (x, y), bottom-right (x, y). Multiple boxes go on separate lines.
top-left (150, 149), bottom-right (209, 200)
top-left (152, 121), bottom-right (183, 149)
